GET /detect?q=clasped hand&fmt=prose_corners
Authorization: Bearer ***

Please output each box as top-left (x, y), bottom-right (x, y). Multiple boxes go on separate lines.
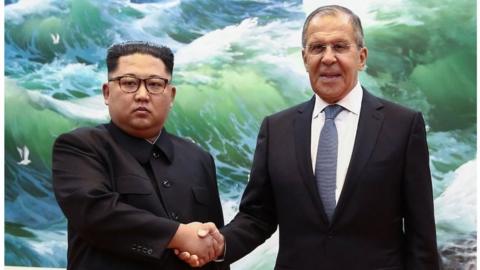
top-left (170, 222), bottom-right (224, 267)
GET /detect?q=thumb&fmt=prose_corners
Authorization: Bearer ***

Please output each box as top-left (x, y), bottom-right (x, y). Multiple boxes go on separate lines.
top-left (197, 228), bottom-right (209, 237)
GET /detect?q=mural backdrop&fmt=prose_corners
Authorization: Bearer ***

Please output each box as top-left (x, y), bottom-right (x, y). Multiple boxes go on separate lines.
top-left (4, 0), bottom-right (476, 269)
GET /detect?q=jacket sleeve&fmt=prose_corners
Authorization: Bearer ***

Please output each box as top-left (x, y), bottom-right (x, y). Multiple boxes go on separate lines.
top-left (52, 131), bottom-right (179, 262)
top-left (204, 153), bottom-right (231, 270)
top-left (220, 117), bottom-right (278, 264)
top-left (403, 113), bottom-right (440, 269)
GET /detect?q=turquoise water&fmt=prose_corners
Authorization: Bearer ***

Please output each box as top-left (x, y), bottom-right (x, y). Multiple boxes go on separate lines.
top-left (4, 0), bottom-right (476, 268)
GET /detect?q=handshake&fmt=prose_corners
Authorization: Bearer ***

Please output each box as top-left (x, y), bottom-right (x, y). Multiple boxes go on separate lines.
top-left (168, 222), bottom-right (225, 267)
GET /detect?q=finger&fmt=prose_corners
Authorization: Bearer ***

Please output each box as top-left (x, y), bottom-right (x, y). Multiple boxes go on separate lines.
top-left (190, 255), bottom-right (200, 267)
top-left (203, 222), bottom-right (218, 233)
top-left (187, 257), bottom-right (200, 267)
top-left (212, 238), bottom-right (223, 258)
top-left (211, 231), bottom-right (225, 257)
top-left (197, 236), bottom-right (214, 262)
top-left (197, 222), bottom-right (217, 238)
top-left (178, 251), bottom-right (191, 261)
top-left (210, 229), bottom-right (223, 242)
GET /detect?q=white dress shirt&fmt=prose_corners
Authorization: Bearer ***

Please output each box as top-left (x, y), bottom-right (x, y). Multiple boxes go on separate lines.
top-left (311, 82), bottom-right (363, 202)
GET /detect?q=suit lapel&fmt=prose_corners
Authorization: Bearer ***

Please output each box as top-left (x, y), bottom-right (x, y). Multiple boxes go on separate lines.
top-left (294, 97), bottom-right (330, 224)
top-left (334, 90), bottom-right (384, 222)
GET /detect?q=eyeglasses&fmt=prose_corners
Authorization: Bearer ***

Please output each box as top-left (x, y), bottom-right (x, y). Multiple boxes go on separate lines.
top-left (108, 75), bottom-right (170, 94)
top-left (305, 42), bottom-right (355, 56)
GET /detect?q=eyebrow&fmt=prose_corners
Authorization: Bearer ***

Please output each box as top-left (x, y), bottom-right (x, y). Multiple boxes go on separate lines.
top-left (308, 38), bottom-right (350, 44)
top-left (117, 73), bottom-right (167, 79)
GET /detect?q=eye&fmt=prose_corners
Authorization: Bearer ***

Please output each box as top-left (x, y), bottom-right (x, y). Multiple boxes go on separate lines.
top-left (147, 79), bottom-right (166, 89)
top-left (120, 77), bottom-right (139, 87)
top-left (333, 43), bottom-right (350, 52)
top-left (308, 44), bottom-right (326, 54)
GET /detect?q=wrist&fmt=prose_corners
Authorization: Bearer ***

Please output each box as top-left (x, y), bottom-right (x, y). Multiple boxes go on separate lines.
top-left (167, 223), bottom-right (185, 249)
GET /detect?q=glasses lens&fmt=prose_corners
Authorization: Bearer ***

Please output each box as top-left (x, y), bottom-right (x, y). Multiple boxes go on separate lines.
top-left (146, 78), bottom-right (167, 93)
top-left (307, 42), bottom-right (351, 55)
top-left (333, 43), bottom-right (350, 53)
top-left (119, 77), bottom-right (140, 92)
top-left (308, 44), bottom-right (325, 55)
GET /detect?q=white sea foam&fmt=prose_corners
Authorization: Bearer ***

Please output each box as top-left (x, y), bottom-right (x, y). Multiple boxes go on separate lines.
top-left (434, 160), bottom-right (476, 239)
top-left (97, 0), bottom-right (185, 50)
top-left (176, 18), bottom-right (259, 66)
top-left (302, 0), bottom-right (375, 25)
top-left (26, 91), bottom-right (108, 122)
top-left (175, 15), bottom-right (310, 95)
top-left (18, 60), bottom-right (104, 99)
top-left (5, 0), bottom-right (62, 24)
top-left (176, 16), bottom-right (303, 67)
top-left (128, 0), bottom-right (180, 12)
top-left (302, 0), bottom-right (424, 27)
top-left (26, 228), bottom-right (67, 265)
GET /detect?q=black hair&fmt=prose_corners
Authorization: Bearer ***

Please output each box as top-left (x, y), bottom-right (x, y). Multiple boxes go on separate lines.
top-left (106, 41), bottom-right (174, 75)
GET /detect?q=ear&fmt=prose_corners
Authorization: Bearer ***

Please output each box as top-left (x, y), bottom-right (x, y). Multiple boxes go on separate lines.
top-left (302, 49), bottom-right (309, 72)
top-left (102, 83), bottom-right (110, 105)
top-left (169, 85), bottom-right (176, 107)
top-left (358, 47), bottom-right (368, 70)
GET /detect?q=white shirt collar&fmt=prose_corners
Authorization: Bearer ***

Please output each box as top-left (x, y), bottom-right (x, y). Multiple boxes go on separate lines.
top-left (146, 131), bottom-right (162, 144)
top-left (312, 81), bottom-right (363, 119)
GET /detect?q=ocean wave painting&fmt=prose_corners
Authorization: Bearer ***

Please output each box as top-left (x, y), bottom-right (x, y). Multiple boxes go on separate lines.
top-left (4, 0), bottom-right (476, 269)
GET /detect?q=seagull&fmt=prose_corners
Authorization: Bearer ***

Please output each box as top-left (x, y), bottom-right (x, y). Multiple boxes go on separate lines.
top-left (50, 33), bottom-right (60, 44)
top-left (17, 145), bottom-right (31, 166)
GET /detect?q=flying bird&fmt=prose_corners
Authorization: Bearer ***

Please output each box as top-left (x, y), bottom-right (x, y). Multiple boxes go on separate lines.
top-left (50, 33), bottom-right (60, 44)
top-left (17, 145), bottom-right (31, 166)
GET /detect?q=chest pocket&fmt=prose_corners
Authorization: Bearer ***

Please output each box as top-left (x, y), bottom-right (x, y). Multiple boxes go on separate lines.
top-left (114, 174), bottom-right (165, 215)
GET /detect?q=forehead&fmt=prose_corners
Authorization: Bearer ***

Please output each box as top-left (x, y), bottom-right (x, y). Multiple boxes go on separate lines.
top-left (114, 53), bottom-right (168, 76)
top-left (305, 13), bottom-right (356, 43)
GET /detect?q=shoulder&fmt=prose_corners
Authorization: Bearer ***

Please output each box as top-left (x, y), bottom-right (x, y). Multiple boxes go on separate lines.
top-left (167, 132), bottom-right (212, 159)
top-left (265, 99), bottom-right (312, 123)
top-left (54, 124), bottom-right (110, 148)
top-left (364, 90), bottom-right (420, 118)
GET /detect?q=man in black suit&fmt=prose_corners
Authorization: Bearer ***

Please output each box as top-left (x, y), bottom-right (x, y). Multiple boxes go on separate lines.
top-left (52, 41), bottom-right (226, 269)
top-left (181, 5), bottom-right (439, 270)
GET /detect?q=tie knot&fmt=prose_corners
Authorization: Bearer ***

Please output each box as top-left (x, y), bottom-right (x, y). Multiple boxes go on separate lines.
top-left (323, 104), bottom-right (343, 120)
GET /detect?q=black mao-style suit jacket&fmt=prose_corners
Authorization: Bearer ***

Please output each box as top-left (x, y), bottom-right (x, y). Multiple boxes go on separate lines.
top-left (53, 123), bottom-right (226, 270)
top-left (221, 90), bottom-right (439, 270)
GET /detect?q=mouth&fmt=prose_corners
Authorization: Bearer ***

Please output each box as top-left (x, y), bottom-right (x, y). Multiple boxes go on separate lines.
top-left (133, 106), bottom-right (150, 113)
top-left (319, 72), bottom-right (342, 82)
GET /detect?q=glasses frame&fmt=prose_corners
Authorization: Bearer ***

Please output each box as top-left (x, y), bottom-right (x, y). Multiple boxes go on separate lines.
top-left (108, 75), bottom-right (170, 94)
top-left (304, 42), bottom-right (360, 56)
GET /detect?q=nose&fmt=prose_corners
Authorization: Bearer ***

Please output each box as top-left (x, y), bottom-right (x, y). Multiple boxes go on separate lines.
top-left (321, 46), bottom-right (337, 65)
top-left (134, 81), bottom-right (150, 100)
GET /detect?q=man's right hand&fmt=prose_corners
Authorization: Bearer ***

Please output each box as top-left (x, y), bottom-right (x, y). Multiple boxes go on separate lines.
top-left (172, 222), bottom-right (225, 267)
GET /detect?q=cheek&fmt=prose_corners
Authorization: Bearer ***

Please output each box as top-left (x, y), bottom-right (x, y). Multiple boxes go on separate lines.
top-left (307, 57), bottom-right (320, 69)
top-left (152, 99), bottom-right (172, 114)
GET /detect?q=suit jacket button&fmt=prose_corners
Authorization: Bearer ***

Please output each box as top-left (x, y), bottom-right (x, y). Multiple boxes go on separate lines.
top-left (152, 151), bottom-right (160, 159)
top-left (148, 249), bottom-right (153, 255)
top-left (162, 180), bottom-right (172, 188)
top-left (171, 212), bottom-right (179, 220)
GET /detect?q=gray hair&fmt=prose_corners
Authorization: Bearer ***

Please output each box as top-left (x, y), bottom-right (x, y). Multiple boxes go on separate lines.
top-left (301, 5), bottom-right (365, 48)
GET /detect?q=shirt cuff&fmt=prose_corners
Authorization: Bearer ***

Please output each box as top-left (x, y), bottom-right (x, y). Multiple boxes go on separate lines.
top-left (214, 242), bottom-right (226, 262)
